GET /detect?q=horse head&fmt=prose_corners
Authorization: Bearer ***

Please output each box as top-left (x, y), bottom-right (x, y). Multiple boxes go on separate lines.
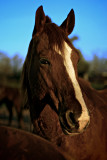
top-left (22, 6), bottom-right (90, 135)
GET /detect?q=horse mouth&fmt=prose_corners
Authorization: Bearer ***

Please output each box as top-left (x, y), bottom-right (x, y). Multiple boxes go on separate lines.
top-left (59, 111), bottom-right (79, 135)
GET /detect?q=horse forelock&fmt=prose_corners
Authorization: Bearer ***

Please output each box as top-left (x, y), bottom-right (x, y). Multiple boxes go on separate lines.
top-left (43, 23), bottom-right (72, 53)
top-left (45, 16), bottom-right (52, 23)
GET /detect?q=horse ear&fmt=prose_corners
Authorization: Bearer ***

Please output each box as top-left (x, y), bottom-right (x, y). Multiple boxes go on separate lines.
top-left (60, 9), bottom-right (75, 36)
top-left (32, 6), bottom-right (46, 36)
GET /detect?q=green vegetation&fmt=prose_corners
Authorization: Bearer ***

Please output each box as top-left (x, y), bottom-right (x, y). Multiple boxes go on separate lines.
top-left (0, 52), bottom-right (23, 88)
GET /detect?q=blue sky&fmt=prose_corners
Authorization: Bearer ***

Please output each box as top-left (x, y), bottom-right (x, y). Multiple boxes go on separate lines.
top-left (0, 0), bottom-right (107, 60)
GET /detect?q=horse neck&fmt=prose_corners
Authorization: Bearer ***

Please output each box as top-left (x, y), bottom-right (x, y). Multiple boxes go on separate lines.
top-left (78, 78), bottom-right (107, 140)
top-left (78, 78), bottom-right (107, 109)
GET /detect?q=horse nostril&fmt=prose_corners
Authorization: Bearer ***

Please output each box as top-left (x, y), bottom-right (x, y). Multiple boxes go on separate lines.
top-left (65, 110), bottom-right (79, 129)
top-left (59, 110), bottom-right (79, 134)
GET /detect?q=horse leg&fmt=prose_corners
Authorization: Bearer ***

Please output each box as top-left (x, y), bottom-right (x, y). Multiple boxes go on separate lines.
top-left (7, 105), bottom-right (13, 126)
top-left (16, 106), bottom-right (23, 129)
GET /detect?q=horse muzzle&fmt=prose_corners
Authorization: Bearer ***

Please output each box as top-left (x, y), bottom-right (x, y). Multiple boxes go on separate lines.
top-left (59, 109), bottom-right (90, 135)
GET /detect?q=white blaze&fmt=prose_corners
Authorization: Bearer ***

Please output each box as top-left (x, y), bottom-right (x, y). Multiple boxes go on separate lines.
top-left (57, 42), bottom-right (90, 132)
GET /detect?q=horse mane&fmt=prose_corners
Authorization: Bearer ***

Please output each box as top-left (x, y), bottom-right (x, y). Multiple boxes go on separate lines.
top-left (46, 16), bottom-right (52, 23)
top-left (44, 22), bottom-right (73, 53)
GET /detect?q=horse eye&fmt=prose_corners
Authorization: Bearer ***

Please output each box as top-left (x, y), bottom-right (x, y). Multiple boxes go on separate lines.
top-left (40, 58), bottom-right (50, 65)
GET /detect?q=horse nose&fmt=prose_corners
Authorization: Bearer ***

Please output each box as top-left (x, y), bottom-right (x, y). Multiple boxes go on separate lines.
top-left (65, 110), bottom-right (79, 130)
top-left (59, 110), bottom-right (79, 134)
top-left (60, 109), bottom-right (90, 134)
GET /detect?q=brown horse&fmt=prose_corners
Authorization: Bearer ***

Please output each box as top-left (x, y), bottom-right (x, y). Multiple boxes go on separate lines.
top-left (0, 85), bottom-right (23, 128)
top-left (0, 126), bottom-right (67, 160)
top-left (22, 6), bottom-right (107, 160)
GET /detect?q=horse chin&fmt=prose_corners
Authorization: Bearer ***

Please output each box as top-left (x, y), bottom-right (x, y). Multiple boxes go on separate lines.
top-left (59, 115), bottom-right (80, 136)
top-left (59, 119), bottom-right (88, 136)
top-left (60, 122), bottom-right (83, 136)
top-left (62, 128), bottom-right (80, 136)
top-left (59, 122), bottom-right (78, 136)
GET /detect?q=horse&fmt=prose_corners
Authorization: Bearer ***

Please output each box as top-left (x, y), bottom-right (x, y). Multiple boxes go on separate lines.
top-left (21, 6), bottom-right (107, 160)
top-left (0, 126), bottom-right (67, 160)
top-left (0, 97), bottom-right (14, 125)
top-left (0, 85), bottom-right (23, 128)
